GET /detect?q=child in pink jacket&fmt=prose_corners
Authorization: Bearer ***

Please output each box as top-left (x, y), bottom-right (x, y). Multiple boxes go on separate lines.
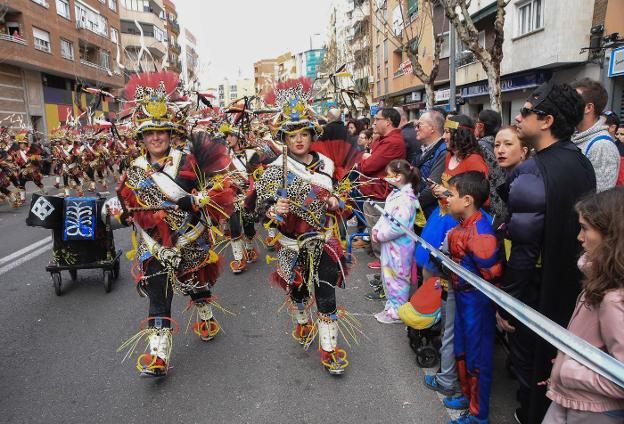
top-left (543, 187), bottom-right (624, 423)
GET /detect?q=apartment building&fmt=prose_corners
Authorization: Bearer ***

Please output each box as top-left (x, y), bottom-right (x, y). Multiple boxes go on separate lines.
top-left (163, 0), bottom-right (181, 74)
top-left (180, 28), bottom-right (199, 88)
top-left (0, 0), bottom-right (124, 135)
top-left (216, 77), bottom-right (254, 109)
top-left (253, 58), bottom-right (277, 98)
top-left (370, 0), bottom-right (450, 118)
top-left (118, 0), bottom-right (168, 73)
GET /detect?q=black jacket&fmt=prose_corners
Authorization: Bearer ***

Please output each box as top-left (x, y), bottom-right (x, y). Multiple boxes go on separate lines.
top-left (319, 121), bottom-right (348, 141)
top-left (401, 122), bottom-right (421, 164)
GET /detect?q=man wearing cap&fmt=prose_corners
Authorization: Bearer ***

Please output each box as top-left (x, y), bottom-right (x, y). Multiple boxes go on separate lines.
top-left (497, 82), bottom-right (595, 423)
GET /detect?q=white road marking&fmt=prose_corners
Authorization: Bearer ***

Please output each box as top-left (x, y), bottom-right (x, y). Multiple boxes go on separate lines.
top-left (0, 242), bottom-right (52, 276)
top-left (0, 236), bottom-right (52, 267)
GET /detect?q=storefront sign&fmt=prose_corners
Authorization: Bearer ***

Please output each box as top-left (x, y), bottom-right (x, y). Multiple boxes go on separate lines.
top-left (435, 88), bottom-right (450, 103)
top-left (460, 71), bottom-right (551, 98)
top-left (609, 47), bottom-right (624, 77)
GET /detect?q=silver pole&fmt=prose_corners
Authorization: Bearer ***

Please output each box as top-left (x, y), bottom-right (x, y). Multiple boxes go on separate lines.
top-left (449, 22), bottom-right (457, 112)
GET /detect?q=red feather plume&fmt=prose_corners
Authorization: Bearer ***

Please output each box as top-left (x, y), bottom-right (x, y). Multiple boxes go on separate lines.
top-left (263, 77), bottom-right (313, 105)
top-left (124, 70), bottom-right (180, 100)
top-left (311, 139), bottom-right (363, 180)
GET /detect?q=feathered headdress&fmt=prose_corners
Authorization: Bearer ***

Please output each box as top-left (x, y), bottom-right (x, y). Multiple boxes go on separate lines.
top-left (124, 71), bottom-right (185, 138)
top-left (271, 83), bottom-right (322, 140)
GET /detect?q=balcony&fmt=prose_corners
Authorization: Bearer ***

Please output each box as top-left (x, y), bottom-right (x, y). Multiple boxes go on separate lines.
top-left (169, 21), bottom-right (180, 34)
top-left (0, 33), bottom-right (27, 46)
top-left (169, 42), bottom-right (181, 54)
top-left (80, 58), bottom-right (111, 73)
top-left (122, 33), bottom-right (167, 57)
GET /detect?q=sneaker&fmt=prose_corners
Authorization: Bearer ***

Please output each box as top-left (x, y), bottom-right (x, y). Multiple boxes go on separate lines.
top-left (367, 260), bottom-right (381, 269)
top-left (365, 287), bottom-right (385, 300)
top-left (352, 239), bottom-right (371, 249)
top-left (443, 394), bottom-right (469, 410)
top-left (449, 410), bottom-right (489, 424)
top-left (368, 274), bottom-right (382, 288)
top-left (375, 310), bottom-right (402, 324)
top-left (423, 374), bottom-right (456, 397)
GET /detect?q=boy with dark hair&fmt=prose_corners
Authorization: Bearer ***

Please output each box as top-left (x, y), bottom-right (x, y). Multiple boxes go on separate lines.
top-left (442, 171), bottom-right (502, 424)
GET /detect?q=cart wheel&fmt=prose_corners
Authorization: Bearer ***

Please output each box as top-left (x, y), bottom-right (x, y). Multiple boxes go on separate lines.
top-left (52, 273), bottom-right (62, 296)
top-left (103, 269), bottom-right (113, 293)
top-left (112, 260), bottom-right (120, 280)
top-left (416, 345), bottom-right (439, 368)
top-left (69, 269), bottom-right (77, 282)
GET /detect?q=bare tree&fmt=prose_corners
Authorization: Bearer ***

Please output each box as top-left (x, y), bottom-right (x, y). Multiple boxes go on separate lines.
top-left (366, 0), bottom-right (445, 108)
top-left (439, 0), bottom-right (509, 112)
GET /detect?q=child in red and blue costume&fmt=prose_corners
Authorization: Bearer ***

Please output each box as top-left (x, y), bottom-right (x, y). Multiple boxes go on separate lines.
top-left (443, 171), bottom-right (503, 424)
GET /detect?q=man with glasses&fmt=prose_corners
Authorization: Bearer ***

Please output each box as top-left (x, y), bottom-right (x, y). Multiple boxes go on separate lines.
top-left (570, 79), bottom-right (620, 192)
top-left (412, 110), bottom-right (447, 218)
top-left (497, 82), bottom-right (595, 424)
top-left (356, 108), bottom-right (406, 272)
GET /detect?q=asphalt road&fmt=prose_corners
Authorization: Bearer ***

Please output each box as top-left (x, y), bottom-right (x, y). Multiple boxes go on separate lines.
top-left (0, 179), bottom-right (517, 424)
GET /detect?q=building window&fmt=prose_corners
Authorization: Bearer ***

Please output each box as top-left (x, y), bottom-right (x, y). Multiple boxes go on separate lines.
top-left (154, 26), bottom-right (166, 43)
top-left (60, 38), bottom-right (74, 60)
top-left (383, 39), bottom-right (388, 63)
top-left (75, 1), bottom-right (108, 37)
top-left (439, 32), bottom-right (450, 59)
top-left (375, 45), bottom-right (381, 66)
top-left (111, 27), bottom-right (118, 44)
top-left (121, 0), bottom-right (149, 12)
top-left (56, 0), bottom-right (71, 19)
top-left (517, 0), bottom-right (543, 36)
top-left (31, 0), bottom-right (49, 8)
top-left (376, 80), bottom-right (381, 97)
top-left (101, 50), bottom-right (110, 69)
top-left (108, 0), bottom-right (117, 11)
top-left (384, 77), bottom-right (388, 94)
top-left (33, 27), bottom-right (51, 53)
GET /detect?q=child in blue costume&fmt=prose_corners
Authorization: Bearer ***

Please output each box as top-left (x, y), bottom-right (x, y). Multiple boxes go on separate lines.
top-left (443, 171), bottom-right (503, 424)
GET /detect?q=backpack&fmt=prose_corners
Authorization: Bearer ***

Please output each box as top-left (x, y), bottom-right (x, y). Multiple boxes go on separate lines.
top-left (584, 134), bottom-right (624, 186)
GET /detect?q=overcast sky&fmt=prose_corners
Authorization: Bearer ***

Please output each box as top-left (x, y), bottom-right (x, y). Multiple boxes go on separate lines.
top-left (175, 0), bottom-right (334, 87)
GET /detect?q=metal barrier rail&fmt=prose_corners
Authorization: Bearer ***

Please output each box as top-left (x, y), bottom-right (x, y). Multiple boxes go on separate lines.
top-left (369, 201), bottom-right (624, 389)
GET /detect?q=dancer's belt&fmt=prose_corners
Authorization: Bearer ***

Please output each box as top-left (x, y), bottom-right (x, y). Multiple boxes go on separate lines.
top-left (278, 230), bottom-right (332, 253)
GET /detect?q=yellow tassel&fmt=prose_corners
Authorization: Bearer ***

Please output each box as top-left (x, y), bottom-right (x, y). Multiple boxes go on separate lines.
top-left (269, 233), bottom-right (282, 245)
top-left (207, 249), bottom-right (218, 264)
top-left (126, 230), bottom-right (138, 261)
top-left (265, 255), bottom-right (277, 264)
top-left (211, 226), bottom-right (224, 238)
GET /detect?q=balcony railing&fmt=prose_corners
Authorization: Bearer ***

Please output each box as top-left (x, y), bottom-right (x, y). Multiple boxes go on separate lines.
top-left (0, 33), bottom-right (27, 45)
top-left (80, 58), bottom-right (111, 73)
top-left (169, 21), bottom-right (180, 34)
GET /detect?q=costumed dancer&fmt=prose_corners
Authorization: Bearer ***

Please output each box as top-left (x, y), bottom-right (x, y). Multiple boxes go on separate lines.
top-left (116, 72), bottom-right (233, 378)
top-left (8, 130), bottom-right (46, 204)
top-left (222, 123), bottom-right (259, 273)
top-left (253, 84), bottom-right (360, 375)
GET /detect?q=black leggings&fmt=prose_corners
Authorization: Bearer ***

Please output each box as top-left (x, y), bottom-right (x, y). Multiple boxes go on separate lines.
top-left (290, 250), bottom-right (338, 314)
top-left (228, 208), bottom-right (256, 239)
top-left (144, 259), bottom-right (212, 328)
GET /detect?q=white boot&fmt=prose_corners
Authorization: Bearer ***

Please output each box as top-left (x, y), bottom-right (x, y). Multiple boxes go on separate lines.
top-left (139, 328), bottom-right (171, 377)
top-left (317, 315), bottom-right (348, 375)
top-left (229, 238), bottom-right (246, 274)
top-left (193, 302), bottom-right (220, 341)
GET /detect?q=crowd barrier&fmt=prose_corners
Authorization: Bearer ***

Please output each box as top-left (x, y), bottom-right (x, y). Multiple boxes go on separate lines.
top-left (368, 201), bottom-right (624, 389)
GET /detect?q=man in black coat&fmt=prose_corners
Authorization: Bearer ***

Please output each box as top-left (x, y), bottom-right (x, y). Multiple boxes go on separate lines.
top-left (394, 106), bottom-right (421, 164)
top-left (497, 82), bottom-right (596, 424)
top-left (318, 108), bottom-right (348, 141)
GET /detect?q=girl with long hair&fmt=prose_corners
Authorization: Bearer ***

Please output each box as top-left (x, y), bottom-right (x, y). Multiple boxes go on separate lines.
top-left (543, 187), bottom-right (624, 423)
